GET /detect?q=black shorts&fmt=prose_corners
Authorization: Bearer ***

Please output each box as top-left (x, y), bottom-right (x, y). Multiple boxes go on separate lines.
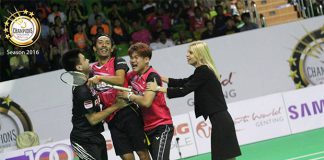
top-left (108, 104), bottom-right (148, 155)
top-left (70, 134), bottom-right (107, 160)
top-left (146, 124), bottom-right (174, 160)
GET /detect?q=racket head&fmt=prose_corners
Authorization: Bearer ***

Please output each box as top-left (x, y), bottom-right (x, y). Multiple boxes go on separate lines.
top-left (60, 71), bottom-right (88, 86)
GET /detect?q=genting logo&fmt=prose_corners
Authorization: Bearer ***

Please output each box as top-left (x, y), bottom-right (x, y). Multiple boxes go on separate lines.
top-left (173, 123), bottom-right (189, 136)
top-left (172, 123), bottom-right (194, 149)
top-left (196, 121), bottom-right (211, 138)
top-left (220, 72), bottom-right (235, 87)
top-left (8, 144), bottom-right (75, 160)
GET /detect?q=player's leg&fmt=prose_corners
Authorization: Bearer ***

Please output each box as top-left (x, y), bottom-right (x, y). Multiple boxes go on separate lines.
top-left (120, 153), bottom-right (135, 160)
top-left (122, 106), bottom-right (150, 160)
top-left (70, 135), bottom-right (108, 160)
top-left (108, 117), bottom-right (136, 159)
top-left (136, 150), bottom-right (151, 160)
top-left (146, 124), bottom-right (174, 160)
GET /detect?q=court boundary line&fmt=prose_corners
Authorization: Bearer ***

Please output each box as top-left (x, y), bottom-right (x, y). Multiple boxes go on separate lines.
top-left (286, 151), bottom-right (324, 160)
top-left (309, 156), bottom-right (324, 160)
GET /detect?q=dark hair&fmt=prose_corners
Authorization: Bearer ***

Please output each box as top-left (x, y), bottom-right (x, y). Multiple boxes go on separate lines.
top-left (94, 34), bottom-right (115, 46)
top-left (91, 2), bottom-right (98, 8)
top-left (241, 12), bottom-right (251, 20)
top-left (95, 14), bottom-right (102, 20)
top-left (52, 3), bottom-right (60, 9)
top-left (61, 49), bottom-right (83, 71)
top-left (96, 26), bottom-right (103, 32)
top-left (54, 15), bottom-right (61, 22)
top-left (128, 42), bottom-right (152, 59)
top-left (205, 20), bottom-right (213, 26)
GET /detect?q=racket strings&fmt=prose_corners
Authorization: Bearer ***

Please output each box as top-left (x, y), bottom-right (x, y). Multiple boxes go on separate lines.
top-left (71, 73), bottom-right (87, 85)
top-left (61, 71), bottom-right (88, 86)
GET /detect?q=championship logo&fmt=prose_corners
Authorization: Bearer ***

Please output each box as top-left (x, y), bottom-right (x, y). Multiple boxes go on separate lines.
top-left (0, 96), bottom-right (33, 149)
top-left (289, 25), bottom-right (324, 88)
top-left (3, 9), bottom-right (41, 47)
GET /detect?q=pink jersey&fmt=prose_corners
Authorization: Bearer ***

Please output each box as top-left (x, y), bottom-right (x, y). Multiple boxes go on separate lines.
top-left (91, 57), bottom-right (128, 122)
top-left (127, 67), bottom-right (173, 131)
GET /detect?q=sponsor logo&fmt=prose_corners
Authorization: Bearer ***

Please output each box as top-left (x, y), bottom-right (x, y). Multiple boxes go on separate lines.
top-left (3, 9), bottom-right (41, 47)
top-left (187, 72), bottom-right (237, 106)
top-left (288, 99), bottom-right (323, 120)
top-left (221, 72), bottom-right (237, 99)
top-left (0, 96), bottom-right (33, 150)
top-left (7, 143), bottom-right (75, 160)
top-left (172, 123), bottom-right (193, 149)
top-left (173, 123), bottom-right (189, 136)
top-left (289, 24), bottom-right (324, 88)
top-left (196, 121), bottom-right (211, 138)
top-left (233, 107), bottom-right (285, 129)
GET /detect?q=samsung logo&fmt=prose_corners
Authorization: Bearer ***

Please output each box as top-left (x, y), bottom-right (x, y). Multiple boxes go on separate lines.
top-left (288, 99), bottom-right (324, 119)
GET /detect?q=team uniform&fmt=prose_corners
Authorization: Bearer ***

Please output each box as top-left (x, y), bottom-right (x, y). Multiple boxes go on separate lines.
top-left (127, 66), bottom-right (174, 160)
top-left (70, 84), bottom-right (107, 160)
top-left (91, 57), bottom-right (148, 155)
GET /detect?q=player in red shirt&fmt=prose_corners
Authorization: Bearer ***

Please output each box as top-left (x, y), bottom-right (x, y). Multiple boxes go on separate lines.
top-left (88, 35), bottom-right (150, 160)
top-left (118, 42), bottom-right (174, 160)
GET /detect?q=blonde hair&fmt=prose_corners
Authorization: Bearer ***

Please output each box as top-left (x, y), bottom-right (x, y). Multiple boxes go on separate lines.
top-left (189, 41), bottom-right (221, 80)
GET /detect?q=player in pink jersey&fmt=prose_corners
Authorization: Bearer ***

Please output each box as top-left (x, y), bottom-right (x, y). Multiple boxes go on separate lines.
top-left (118, 42), bottom-right (174, 160)
top-left (88, 35), bottom-right (150, 160)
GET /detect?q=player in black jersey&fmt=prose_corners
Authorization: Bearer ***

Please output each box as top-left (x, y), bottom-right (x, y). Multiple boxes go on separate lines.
top-left (61, 49), bottom-right (129, 160)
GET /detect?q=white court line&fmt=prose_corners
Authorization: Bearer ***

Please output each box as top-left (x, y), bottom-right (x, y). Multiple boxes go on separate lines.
top-left (309, 156), bottom-right (324, 160)
top-left (287, 151), bottom-right (324, 160)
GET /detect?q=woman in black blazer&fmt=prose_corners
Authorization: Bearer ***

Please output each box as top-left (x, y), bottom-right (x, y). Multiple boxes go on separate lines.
top-left (147, 41), bottom-right (241, 160)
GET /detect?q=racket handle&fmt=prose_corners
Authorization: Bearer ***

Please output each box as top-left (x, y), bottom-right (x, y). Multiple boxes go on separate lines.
top-left (112, 85), bottom-right (132, 92)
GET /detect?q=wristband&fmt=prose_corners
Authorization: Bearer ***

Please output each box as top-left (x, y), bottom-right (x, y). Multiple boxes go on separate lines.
top-left (127, 92), bottom-right (134, 101)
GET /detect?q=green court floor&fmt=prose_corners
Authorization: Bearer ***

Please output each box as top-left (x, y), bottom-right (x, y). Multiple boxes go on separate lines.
top-left (184, 128), bottom-right (324, 160)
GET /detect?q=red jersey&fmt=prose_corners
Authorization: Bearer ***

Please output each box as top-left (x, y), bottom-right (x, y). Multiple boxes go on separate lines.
top-left (91, 57), bottom-right (129, 121)
top-left (127, 67), bottom-right (173, 131)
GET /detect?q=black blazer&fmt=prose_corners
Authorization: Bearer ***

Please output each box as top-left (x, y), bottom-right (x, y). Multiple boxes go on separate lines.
top-left (167, 65), bottom-right (227, 119)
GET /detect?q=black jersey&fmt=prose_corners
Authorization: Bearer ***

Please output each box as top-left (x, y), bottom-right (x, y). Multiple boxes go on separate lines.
top-left (71, 85), bottom-right (104, 137)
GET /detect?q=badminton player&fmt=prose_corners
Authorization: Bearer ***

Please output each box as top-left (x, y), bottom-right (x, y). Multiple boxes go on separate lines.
top-left (118, 42), bottom-right (174, 160)
top-left (61, 49), bottom-right (129, 160)
top-left (88, 35), bottom-right (150, 160)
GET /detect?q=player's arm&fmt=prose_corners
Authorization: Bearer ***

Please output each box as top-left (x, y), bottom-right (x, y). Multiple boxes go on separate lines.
top-left (76, 86), bottom-right (128, 126)
top-left (147, 66), bottom-right (209, 98)
top-left (119, 73), bottom-right (161, 108)
top-left (127, 89), bottom-right (156, 108)
top-left (85, 99), bottom-right (128, 125)
top-left (89, 58), bottom-right (129, 86)
top-left (95, 69), bottom-right (126, 86)
top-left (161, 76), bottom-right (169, 83)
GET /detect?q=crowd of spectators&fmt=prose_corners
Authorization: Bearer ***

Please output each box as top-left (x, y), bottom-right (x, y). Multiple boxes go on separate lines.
top-left (0, 0), bottom-right (259, 82)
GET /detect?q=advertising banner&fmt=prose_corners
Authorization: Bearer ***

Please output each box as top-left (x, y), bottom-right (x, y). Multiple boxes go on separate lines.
top-left (188, 111), bottom-right (212, 155)
top-left (0, 140), bottom-right (76, 160)
top-left (170, 114), bottom-right (197, 159)
top-left (228, 93), bottom-right (291, 145)
top-left (283, 84), bottom-right (324, 134)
